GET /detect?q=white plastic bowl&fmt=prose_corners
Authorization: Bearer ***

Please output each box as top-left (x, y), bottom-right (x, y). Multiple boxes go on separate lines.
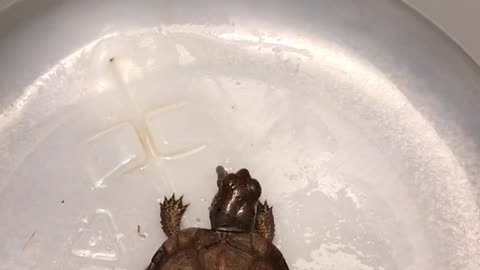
top-left (0, 1), bottom-right (479, 269)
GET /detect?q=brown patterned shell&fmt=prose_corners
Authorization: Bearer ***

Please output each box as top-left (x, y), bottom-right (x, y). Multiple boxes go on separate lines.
top-left (149, 228), bottom-right (289, 270)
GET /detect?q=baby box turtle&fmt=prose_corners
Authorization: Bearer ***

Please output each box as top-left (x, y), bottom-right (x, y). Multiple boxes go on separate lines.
top-left (146, 166), bottom-right (289, 269)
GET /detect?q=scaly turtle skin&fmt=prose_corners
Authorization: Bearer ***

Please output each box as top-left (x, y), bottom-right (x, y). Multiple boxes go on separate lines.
top-left (146, 166), bottom-right (289, 270)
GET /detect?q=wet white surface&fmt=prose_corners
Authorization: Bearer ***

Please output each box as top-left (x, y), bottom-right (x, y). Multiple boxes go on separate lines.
top-left (0, 1), bottom-right (479, 270)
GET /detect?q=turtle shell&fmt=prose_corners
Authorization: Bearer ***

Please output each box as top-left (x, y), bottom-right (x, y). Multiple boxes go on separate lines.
top-left (148, 228), bottom-right (289, 270)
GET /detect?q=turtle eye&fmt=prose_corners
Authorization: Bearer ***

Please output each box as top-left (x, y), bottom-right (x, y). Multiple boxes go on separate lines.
top-left (236, 168), bottom-right (251, 179)
top-left (248, 179), bottom-right (262, 198)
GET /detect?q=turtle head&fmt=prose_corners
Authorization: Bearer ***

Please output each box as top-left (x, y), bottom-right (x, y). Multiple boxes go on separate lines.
top-left (209, 166), bottom-right (261, 232)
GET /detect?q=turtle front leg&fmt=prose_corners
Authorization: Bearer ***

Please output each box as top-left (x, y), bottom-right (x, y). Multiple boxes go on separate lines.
top-left (255, 201), bottom-right (275, 241)
top-left (160, 194), bottom-right (188, 237)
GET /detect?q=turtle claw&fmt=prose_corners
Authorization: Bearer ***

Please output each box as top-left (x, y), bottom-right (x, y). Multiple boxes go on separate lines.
top-left (160, 193), bottom-right (189, 237)
top-left (255, 200), bottom-right (275, 241)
